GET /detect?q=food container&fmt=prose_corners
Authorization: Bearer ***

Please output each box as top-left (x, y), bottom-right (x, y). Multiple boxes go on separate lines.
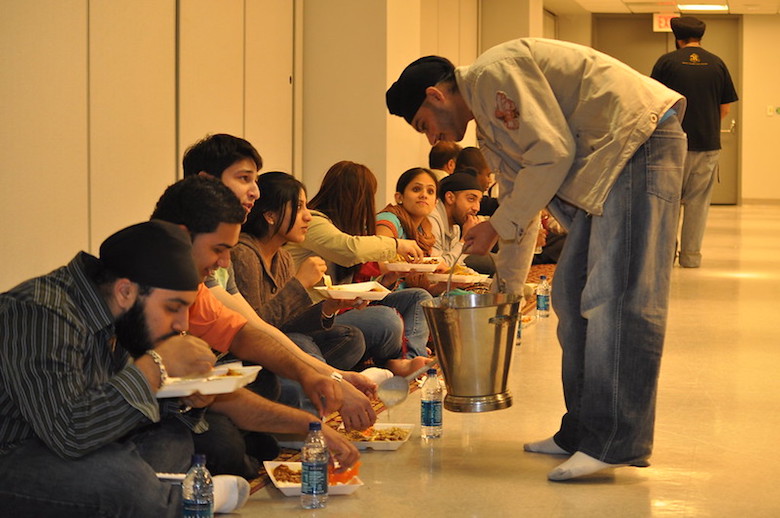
top-left (421, 293), bottom-right (521, 412)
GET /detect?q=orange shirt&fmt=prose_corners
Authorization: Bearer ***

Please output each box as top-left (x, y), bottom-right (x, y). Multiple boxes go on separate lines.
top-left (187, 284), bottom-right (247, 353)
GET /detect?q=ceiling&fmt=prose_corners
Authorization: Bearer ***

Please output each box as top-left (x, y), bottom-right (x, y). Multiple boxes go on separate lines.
top-left (547, 0), bottom-right (780, 14)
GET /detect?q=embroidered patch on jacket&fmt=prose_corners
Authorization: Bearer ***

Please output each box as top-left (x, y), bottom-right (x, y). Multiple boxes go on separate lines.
top-left (495, 91), bottom-right (520, 130)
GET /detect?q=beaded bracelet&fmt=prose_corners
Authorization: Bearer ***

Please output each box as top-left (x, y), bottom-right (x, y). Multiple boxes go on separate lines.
top-left (145, 349), bottom-right (169, 388)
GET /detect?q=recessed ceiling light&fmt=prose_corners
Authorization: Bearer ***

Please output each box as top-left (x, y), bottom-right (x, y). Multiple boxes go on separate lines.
top-left (677, 3), bottom-right (730, 10)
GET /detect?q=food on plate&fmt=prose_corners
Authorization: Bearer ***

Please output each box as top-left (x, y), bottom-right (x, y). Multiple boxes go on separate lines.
top-left (272, 462), bottom-right (360, 485)
top-left (442, 264), bottom-right (477, 275)
top-left (272, 464), bottom-right (301, 484)
top-left (329, 461), bottom-right (361, 484)
top-left (389, 254), bottom-right (440, 265)
top-left (341, 426), bottom-right (410, 442)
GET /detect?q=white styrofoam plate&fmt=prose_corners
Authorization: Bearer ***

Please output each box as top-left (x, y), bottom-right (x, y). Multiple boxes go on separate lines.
top-left (156, 364), bottom-right (261, 398)
top-left (263, 461), bottom-right (363, 497)
top-left (339, 423), bottom-right (414, 451)
top-left (381, 257), bottom-right (443, 273)
top-left (314, 281), bottom-right (391, 301)
top-left (425, 273), bottom-right (492, 284)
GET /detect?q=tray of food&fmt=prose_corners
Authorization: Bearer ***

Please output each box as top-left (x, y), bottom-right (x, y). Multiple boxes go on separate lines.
top-left (425, 264), bottom-right (491, 284)
top-left (314, 281), bottom-right (391, 301)
top-left (381, 256), bottom-right (444, 273)
top-left (338, 423), bottom-right (414, 451)
top-left (263, 461), bottom-right (363, 497)
top-left (156, 362), bottom-right (261, 399)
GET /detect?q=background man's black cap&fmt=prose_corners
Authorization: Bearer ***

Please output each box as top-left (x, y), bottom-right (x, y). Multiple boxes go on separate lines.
top-left (671, 16), bottom-right (706, 40)
top-left (440, 172), bottom-right (483, 196)
top-left (99, 220), bottom-right (200, 291)
top-left (386, 56), bottom-right (455, 124)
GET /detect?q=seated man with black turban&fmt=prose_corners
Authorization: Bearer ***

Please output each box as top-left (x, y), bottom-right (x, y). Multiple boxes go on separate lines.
top-left (0, 220), bottom-right (250, 516)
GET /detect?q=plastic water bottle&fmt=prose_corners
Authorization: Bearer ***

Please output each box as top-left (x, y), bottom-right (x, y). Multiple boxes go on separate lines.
top-left (182, 453), bottom-right (213, 518)
top-left (301, 421), bottom-right (329, 509)
top-left (536, 275), bottom-right (551, 318)
top-left (535, 220), bottom-right (544, 254)
top-left (421, 368), bottom-right (443, 439)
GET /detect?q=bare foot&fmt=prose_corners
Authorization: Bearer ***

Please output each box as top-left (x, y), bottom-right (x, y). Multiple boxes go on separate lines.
top-left (385, 356), bottom-right (432, 377)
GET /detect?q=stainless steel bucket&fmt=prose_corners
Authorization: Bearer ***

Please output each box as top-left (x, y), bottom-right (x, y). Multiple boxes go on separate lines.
top-left (421, 293), bottom-right (521, 412)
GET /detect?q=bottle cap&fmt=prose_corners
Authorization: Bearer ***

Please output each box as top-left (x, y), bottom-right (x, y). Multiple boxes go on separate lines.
top-left (426, 368), bottom-right (437, 375)
top-left (540, 275), bottom-right (547, 280)
top-left (308, 421), bottom-right (322, 431)
top-left (192, 453), bottom-right (206, 465)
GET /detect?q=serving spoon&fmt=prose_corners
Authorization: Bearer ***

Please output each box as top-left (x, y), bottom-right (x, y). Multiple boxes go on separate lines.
top-left (377, 360), bottom-right (439, 407)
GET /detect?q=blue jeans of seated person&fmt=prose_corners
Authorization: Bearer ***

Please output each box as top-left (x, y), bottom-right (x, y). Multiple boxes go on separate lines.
top-left (287, 324), bottom-right (366, 371)
top-left (373, 288), bottom-right (432, 358)
top-left (335, 305), bottom-right (404, 364)
top-left (550, 115), bottom-right (686, 466)
top-left (0, 417), bottom-right (192, 518)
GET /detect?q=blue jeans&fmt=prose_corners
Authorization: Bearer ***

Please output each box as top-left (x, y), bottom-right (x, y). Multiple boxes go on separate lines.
top-left (287, 324), bottom-right (366, 370)
top-left (335, 305), bottom-right (403, 365)
top-left (679, 149), bottom-right (721, 267)
top-left (0, 418), bottom-right (192, 517)
top-left (550, 116), bottom-right (686, 465)
top-left (375, 288), bottom-right (432, 358)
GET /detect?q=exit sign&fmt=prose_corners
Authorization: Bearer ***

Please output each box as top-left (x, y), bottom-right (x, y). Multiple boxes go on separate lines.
top-left (653, 13), bottom-right (680, 32)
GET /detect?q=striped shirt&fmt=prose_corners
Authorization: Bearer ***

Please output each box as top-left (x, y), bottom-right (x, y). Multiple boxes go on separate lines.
top-left (0, 252), bottom-right (187, 459)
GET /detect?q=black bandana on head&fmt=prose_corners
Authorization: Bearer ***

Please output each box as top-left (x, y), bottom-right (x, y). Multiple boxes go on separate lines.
top-left (439, 172), bottom-right (483, 197)
top-left (386, 56), bottom-right (455, 124)
top-left (99, 220), bottom-right (200, 291)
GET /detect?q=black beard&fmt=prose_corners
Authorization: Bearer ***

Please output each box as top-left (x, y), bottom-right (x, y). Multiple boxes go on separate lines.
top-left (114, 298), bottom-right (154, 358)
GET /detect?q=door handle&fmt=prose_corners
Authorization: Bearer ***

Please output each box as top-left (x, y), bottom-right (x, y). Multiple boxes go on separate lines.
top-left (720, 119), bottom-right (736, 134)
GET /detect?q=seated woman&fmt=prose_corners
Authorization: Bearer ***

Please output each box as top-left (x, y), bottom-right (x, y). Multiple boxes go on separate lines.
top-left (375, 167), bottom-right (451, 296)
top-left (231, 171), bottom-right (365, 371)
top-left (286, 161), bottom-right (433, 361)
top-left (234, 171), bottom-right (426, 375)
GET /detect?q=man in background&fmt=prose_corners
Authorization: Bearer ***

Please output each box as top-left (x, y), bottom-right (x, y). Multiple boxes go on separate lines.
top-left (427, 172), bottom-right (483, 267)
top-left (652, 16), bottom-right (738, 268)
top-left (428, 141), bottom-right (462, 181)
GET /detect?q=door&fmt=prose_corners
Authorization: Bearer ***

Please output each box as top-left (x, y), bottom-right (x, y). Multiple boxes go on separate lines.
top-left (593, 14), bottom-right (741, 204)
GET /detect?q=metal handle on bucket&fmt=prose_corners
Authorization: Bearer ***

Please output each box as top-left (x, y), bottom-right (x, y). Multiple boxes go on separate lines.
top-left (489, 313), bottom-right (519, 327)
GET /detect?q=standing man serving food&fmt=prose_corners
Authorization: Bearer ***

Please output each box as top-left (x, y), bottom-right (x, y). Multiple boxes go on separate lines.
top-left (387, 38), bottom-right (687, 481)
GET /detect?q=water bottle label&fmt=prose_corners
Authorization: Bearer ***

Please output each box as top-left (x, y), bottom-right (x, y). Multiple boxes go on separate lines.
top-left (183, 500), bottom-right (213, 517)
top-left (302, 461), bottom-right (328, 495)
top-left (537, 294), bottom-right (550, 311)
top-left (421, 400), bottom-right (442, 427)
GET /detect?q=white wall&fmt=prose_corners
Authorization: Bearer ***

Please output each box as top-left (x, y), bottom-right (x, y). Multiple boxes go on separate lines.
top-left (89, 0), bottom-right (178, 249)
top-left (300, 0), bottom-right (390, 201)
top-left (741, 15), bottom-right (780, 202)
top-left (0, 0), bottom-right (293, 292)
top-left (481, 0), bottom-right (545, 51)
top-left (301, 0), bottom-right (478, 206)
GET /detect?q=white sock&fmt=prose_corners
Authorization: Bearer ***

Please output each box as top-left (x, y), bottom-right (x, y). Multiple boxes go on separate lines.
top-left (361, 367), bottom-right (394, 385)
top-left (523, 436), bottom-right (569, 455)
top-left (213, 475), bottom-right (250, 514)
top-left (547, 451), bottom-right (623, 481)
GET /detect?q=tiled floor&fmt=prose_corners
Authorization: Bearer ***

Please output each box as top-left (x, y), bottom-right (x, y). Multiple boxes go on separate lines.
top-left (237, 204), bottom-right (780, 517)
